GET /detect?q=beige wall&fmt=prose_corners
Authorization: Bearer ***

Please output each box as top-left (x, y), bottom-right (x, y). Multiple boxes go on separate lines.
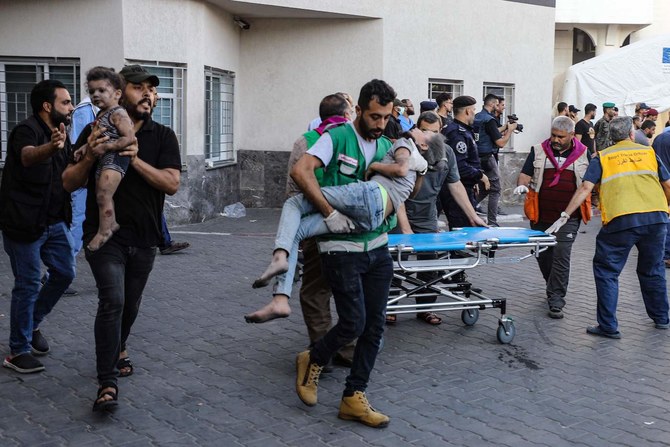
top-left (0, 0), bottom-right (126, 74)
top-left (237, 0), bottom-right (555, 153)
top-left (122, 0), bottom-right (241, 158)
top-left (237, 17), bottom-right (383, 152)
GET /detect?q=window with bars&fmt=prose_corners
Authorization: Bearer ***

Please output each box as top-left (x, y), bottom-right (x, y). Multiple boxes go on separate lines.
top-left (0, 58), bottom-right (80, 161)
top-left (483, 82), bottom-right (516, 149)
top-left (204, 67), bottom-right (235, 165)
top-left (428, 79), bottom-right (464, 101)
top-left (128, 61), bottom-right (185, 158)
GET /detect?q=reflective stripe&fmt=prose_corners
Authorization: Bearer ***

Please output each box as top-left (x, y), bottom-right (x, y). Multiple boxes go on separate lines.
top-left (601, 169), bottom-right (659, 184)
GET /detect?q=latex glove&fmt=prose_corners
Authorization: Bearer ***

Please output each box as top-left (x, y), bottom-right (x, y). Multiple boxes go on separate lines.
top-left (408, 148), bottom-right (428, 175)
top-left (324, 210), bottom-right (355, 233)
top-left (513, 185), bottom-right (529, 195)
top-left (545, 211), bottom-right (569, 234)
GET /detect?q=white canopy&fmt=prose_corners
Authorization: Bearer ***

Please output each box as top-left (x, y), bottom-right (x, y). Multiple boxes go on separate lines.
top-left (559, 33), bottom-right (670, 118)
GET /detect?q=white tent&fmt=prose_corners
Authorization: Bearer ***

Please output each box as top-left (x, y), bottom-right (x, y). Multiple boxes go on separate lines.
top-left (559, 33), bottom-right (670, 119)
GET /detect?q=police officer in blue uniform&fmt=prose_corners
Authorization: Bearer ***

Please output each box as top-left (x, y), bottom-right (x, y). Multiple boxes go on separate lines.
top-left (439, 96), bottom-right (489, 230)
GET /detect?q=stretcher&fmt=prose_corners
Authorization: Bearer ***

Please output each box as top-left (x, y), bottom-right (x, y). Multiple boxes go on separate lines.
top-left (387, 227), bottom-right (556, 344)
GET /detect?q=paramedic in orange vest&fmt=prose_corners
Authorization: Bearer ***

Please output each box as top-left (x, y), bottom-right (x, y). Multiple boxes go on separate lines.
top-left (515, 116), bottom-right (591, 319)
top-left (548, 116), bottom-right (670, 339)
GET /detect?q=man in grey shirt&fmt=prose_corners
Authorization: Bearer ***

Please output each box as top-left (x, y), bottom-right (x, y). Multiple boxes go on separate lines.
top-left (395, 112), bottom-right (486, 325)
top-left (635, 120), bottom-right (656, 146)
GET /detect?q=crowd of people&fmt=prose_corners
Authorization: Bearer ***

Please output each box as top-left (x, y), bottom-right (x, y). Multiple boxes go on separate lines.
top-left (2, 72), bottom-right (670, 426)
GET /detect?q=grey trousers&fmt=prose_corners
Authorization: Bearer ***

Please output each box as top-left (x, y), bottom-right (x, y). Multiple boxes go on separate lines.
top-left (531, 217), bottom-right (580, 309)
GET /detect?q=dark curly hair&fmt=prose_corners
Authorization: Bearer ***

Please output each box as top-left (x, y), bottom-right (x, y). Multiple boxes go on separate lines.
top-left (86, 66), bottom-right (124, 91)
top-left (358, 79), bottom-right (396, 111)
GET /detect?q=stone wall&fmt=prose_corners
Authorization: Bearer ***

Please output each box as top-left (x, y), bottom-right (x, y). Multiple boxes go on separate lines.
top-left (0, 149), bottom-right (527, 225)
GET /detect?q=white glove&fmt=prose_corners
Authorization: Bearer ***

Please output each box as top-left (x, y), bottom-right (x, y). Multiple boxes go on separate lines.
top-left (545, 212), bottom-right (569, 234)
top-left (408, 148), bottom-right (428, 175)
top-left (324, 210), bottom-right (355, 233)
top-left (513, 185), bottom-right (529, 195)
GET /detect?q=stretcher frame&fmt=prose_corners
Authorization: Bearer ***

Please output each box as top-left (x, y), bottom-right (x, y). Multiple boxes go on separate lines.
top-left (387, 227), bottom-right (556, 343)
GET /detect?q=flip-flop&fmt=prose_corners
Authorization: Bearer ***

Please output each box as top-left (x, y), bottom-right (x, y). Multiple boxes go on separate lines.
top-left (586, 325), bottom-right (621, 339)
top-left (385, 314), bottom-right (397, 324)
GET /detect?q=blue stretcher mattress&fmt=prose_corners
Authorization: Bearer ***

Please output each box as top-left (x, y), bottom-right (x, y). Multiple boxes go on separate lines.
top-left (388, 227), bottom-right (551, 252)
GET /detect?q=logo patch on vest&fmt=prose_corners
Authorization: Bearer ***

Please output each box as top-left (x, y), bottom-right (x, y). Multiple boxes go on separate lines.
top-left (456, 141), bottom-right (467, 154)
top-left (337, 153), bottom-right (358, 176)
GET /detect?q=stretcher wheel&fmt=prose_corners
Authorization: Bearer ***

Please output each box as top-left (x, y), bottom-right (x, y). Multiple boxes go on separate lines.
top-left (461, 309), bottom-right (479, 326)
top-left (496, 322), bottom-right (516, 344)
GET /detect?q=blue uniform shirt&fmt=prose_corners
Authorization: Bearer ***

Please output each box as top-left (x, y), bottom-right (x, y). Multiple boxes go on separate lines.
top-left (442, 119), bottom-right (483, 186)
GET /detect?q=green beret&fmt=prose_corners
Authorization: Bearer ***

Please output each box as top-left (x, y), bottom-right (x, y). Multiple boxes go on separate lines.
top-left (602, 102), bottom-right (615, 109)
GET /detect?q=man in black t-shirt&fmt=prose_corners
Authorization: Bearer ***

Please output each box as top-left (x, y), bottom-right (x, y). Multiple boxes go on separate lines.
top-left (575, 103), bottom-right (596, 157)
top-left (0, 80), bottom-right (75, 374)
top-left (63, 65), bottom-right (182, 412)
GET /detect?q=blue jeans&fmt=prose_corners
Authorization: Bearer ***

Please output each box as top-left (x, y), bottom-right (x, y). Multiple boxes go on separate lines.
top-left (85, 239), bottom-right (156, 385)
top-left (665, 222), bottom-right (670, 261)
top-left (159, 213), bottom-right (172, 249)
top-left (593, 223), bottom-right (669, 332)
top-left (70, 187), bottom-right (88, 256)
top-left (311, 245), bottom-right (393, 393)
top-left (3, 222), bottom-right (75, 354)
top-left (273, 182), bottom-right (385, 297)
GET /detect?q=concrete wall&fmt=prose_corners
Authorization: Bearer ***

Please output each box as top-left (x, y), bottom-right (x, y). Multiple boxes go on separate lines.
top-left (1, 0), bottom-right (556, 222)
top-left (0, 0), bottom-right (126, 69)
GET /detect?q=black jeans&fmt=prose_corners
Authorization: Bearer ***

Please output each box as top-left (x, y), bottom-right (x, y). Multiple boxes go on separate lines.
top-left (439, 182), bottom-right (476, 230)
top-left (531, 218), bottom-right (580, 309)
top-left (85, 239), bottom-right (156, 385)
top-left (311, 245), bottom-right (393, 393)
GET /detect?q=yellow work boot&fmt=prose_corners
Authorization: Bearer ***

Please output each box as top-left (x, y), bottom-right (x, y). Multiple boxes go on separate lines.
top-left (338, 391), bottom-right (390, 428)
top-left (295, 350), bottom-right (323, 406)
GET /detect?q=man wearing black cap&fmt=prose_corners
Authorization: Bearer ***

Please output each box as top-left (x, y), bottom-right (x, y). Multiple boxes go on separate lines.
top-left (63, 65), bottom-right (182, 412)
top-left (575, 103), bottom-right (597, 157)
top-left (440, 95), bottom-right (489, 229)
top-left (568, 105), bottom-right (580, 122)
top-left (594, 102), bottom-right (616, 151)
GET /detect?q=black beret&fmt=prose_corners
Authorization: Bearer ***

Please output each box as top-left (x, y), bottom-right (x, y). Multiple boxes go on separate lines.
top-left (453, 95), bottom-right (477, 109)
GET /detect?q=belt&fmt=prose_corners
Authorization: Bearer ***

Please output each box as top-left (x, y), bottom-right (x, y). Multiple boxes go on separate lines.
top-left (318, 233), bottom-right (388, 253)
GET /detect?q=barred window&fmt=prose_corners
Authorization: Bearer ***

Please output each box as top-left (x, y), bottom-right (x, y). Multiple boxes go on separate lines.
top-left (0, 58), bottom-right (80, 161)
top-left (428, 79), bottom-right (464, 101)
top-left (128, 61), bottom-right (185, 158)
top-left (205, 67), bottom-right (235, 165)
top-left (483, 82), bottom-right (516, 149)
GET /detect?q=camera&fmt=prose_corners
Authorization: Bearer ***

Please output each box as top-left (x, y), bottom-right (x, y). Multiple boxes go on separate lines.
top-left (507, 114), bottom-right (524, 133)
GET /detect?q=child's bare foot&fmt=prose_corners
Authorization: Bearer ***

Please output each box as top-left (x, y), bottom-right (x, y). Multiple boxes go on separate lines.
top-left (252, 250), bottom-right (289, 288)
top-left (244, 295), bottom-right (291, 323)
top-left (87, 222), bottom-right (121, 251)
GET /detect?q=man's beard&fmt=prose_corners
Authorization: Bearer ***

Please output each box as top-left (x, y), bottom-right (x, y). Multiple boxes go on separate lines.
top-left (126, 98), bottom-right (153, 121)
top-left (49, 108), bottom-right (71, 127)
top-left (358, 116), bottom-right (383, 140)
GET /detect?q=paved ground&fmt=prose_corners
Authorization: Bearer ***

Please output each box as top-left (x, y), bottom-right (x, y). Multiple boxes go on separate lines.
top-left (0, 207), bottom-right (669, 446)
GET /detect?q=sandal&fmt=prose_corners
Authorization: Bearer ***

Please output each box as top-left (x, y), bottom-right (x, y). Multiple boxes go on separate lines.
top-left (92, 383), bottom-right (118, 412)
top-left (117, 357), bottom-right (134, 377)
top-left (385, 314), bottom-right (397, 324)
top-left (417, 312), bottom-right (442, 326)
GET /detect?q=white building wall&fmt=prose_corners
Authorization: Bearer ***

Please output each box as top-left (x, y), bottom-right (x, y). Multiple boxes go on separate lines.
top-left (0, 0), bottom-right (126, 76)
top-left (238, 18), bottom-right (383, 152)
top-left (121, 0), bottom-right (241, 158)
top-left (238, 0), bottom-right (555, 154)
